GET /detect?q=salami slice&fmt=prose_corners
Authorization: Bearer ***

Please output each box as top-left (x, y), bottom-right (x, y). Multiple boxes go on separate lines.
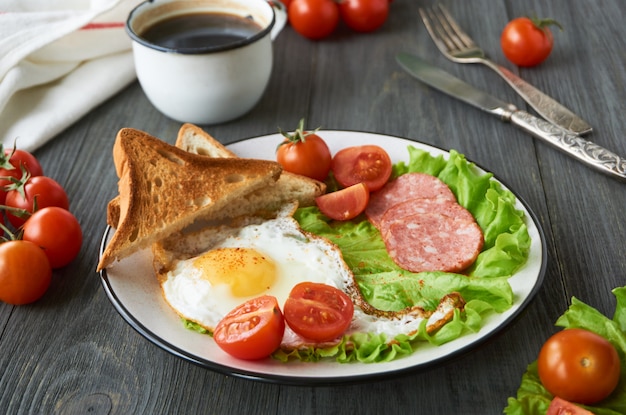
top-left (366, 173), bottom-right (456, 228)
top-left (378, 198), bottom-right (471, 236)
top-left (384, 211), bottom-right (484, 273)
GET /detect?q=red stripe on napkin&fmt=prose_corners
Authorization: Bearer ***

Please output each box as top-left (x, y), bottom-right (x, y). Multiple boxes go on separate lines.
top-left (81, 22), bottom-right (125, 30)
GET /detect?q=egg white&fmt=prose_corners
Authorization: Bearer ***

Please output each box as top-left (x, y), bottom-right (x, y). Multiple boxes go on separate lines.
top-left (161, 213), bottom-right (352, 331)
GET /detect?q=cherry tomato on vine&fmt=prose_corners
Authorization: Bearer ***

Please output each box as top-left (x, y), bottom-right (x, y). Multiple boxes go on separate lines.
top-left (22, 207), bottom-right (82, 269)
top-left (288, 0), bottom-right (339, 40)
top-left (0, 147), bottom-right (43, 204)
top-left (213, 295), bottom-right (285, 360)
top-left (283, 282), bottom-right (354, 342)
top-left (331, 145), bottom-right (392, 191)
top-left (5, 175), bottom-right (69, 228)
top-left (276, 119), bottom-right (332, 181)
top-left (500, 17), bottom-right (562, 67)
top-left (339, 0), bottom-right (389, 33)
top-left (0, 240), bottom-right (52, 305)
top-left (537, 328), bottom-right (621, 405)
top-left (316, 182), bottom-right (369, 221)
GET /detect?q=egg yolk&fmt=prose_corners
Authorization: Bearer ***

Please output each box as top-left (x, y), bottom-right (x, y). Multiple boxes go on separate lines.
top-left (192, 247), bottom-right (277, 297)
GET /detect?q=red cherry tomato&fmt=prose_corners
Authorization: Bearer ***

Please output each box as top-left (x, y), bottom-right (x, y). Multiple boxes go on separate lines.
top-left (288, 0), bottom-right (339, 40)
top-left (500, 17), bottom-right (561, 67)
top-left (546, 397), bottom-right (594, 415)
top-left (315, 182), bottom-right (369, 220)
top-left (0, 148), bottom-right (43, 204)
top-left (339, 0), bottom-right (389, 33)
top-left (283, 282), bottom-right (354, 342)
top-left (331, 145), bottom-right (392, 191)
top-left (22, 207), bottom-right (82, 269)
top-left (276, 119), bottom-right (332, 181)
top-left (0, 240), bottom-right (52, 305)
top-left (538, 328), bottom-right (621, 405)
top-left (5, 176), bottom-right (69, 228)
top-left (213, 295), bottom-right (285, 360)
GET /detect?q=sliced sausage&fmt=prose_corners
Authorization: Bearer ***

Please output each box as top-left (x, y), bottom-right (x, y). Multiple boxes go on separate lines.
top-left (366, 173), bottom-right (456, 228)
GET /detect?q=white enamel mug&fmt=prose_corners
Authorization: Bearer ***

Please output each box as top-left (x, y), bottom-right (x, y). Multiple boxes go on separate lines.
top-left (126, 0), bottom-right (286, 124)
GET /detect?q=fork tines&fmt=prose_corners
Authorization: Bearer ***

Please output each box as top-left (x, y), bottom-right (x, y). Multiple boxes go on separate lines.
top-left (419, 4), bottom-right (477, 54)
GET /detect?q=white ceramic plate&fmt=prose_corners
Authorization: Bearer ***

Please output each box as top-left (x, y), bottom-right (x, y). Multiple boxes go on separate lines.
top-left (99, 131), bottom-right (547, 385)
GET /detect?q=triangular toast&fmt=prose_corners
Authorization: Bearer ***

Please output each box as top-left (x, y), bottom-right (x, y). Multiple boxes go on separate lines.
top-left (97, 128), bottom-right (282, 271)
top-left (106, 124), bottom-right (326, 227)
top-left (176, 123), bottom-right (327, 213)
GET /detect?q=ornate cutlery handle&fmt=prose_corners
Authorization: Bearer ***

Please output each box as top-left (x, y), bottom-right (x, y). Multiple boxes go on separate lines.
top-left (484, 60), bottom-right (593, 136)
top-left (510, 111), bottom-right (626, 182)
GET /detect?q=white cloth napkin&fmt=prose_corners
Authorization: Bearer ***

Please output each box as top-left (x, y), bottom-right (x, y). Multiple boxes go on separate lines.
top-left (0, 0), bottom-right (143, 152)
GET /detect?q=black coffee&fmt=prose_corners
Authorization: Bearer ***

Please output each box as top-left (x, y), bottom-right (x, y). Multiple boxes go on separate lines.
top-left (140, 13), bottom-right (263, 50)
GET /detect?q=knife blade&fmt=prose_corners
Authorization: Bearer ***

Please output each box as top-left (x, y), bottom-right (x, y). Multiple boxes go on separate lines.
top-left (396, 53), bottom-right (626, 182)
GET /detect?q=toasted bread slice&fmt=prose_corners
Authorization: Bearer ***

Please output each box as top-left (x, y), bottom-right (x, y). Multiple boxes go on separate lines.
top-left (175, 123), bottom-right (327, 216)
top-left (106, 124), bottom-right (326, 227)
top-left (97, 128), bottom-right (282, 271)
top-left (175, 123), bottom-right (237, 158)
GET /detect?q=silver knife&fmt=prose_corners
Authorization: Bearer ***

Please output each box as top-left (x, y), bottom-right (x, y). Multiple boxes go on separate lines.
top-left (396, 53), bottom-right (626, 182)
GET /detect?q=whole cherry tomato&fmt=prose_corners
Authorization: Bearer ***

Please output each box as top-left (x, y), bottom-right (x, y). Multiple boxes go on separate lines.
top-left (276, 119), bottom-right (332, 181)
top-left (500, 17), bottom-right (562, 67)
top-left (283, 282), bottom-right (354, 342)
top-left (537, 328), bottom-right (621, 405)
top-left (316, 182), bottom-right (369, 221)
top-left (0, 240), bottom-right (52, 305)
top-left (0, 147), bottom-right (43, 204)
top-left (213, 295), bottom-right (285, 360)
top-left (288, 0), bottom-right (339, 40)
top-left (339, 0), bottom-right (389, 33)
top-left (22, 207), bottom-right (82, 269)
top-left (5, 175), bottom-right (70, 228)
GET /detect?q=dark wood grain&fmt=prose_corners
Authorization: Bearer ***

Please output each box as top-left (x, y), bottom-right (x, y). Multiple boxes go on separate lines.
top-left (1, 0), bottom-right (625, 414)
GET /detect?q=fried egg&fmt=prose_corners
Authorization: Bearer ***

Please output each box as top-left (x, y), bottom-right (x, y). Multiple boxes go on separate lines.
top-left (159, 208), bottom-right (353, 331)
top-left (155, 203), bottom-right (464, 348)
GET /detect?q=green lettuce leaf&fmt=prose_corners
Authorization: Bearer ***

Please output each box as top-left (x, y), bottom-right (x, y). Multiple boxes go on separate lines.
top-left (504, 287), bottom-right (626, 415)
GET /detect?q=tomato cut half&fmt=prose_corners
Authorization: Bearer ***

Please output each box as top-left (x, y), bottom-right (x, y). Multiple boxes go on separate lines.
top-left (331, 145), bottom-right (392, 191)
top-left (315, 182), bottom-right (369, 221)
top-left (283, 282), bottom-right (354, 342)
top-left (546, 397), bottom-right (594, 415)
top-left (538, 328), bottom-right (621, 405)
top-left (213, 295), bottom-right (285, 360)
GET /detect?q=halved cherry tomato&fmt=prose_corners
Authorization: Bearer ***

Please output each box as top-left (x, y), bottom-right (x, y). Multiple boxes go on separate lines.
top-left (331, 145), bottom-right (392, 191)
top-left (538, 328), bottom-right (621, 405)
top-left (276, 119), bottom-right (332, 181)
top-left (0, 240), bottom-right (52, 305)
top-left (500, 17), bottom-right (561, 67)
top-left (316, 182), bottom-right (369, 220)
top-left (213, 295), bottom-right (285, 360)
top-left (283, 282), bottom-right (354, 342)
top-left (339, 0), bottom-right (389, 33)
top-left (546, 397), bottom-right (594, 415)
top-left (22, 207), bottom-right (83, 269)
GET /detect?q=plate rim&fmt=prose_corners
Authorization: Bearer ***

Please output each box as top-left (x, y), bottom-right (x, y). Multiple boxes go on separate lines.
top-left (99, 129), bottom-right (548, 386)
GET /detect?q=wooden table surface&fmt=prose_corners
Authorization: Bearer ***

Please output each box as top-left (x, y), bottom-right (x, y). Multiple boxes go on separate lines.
top-left (2, 0), bottom-right (625, 413)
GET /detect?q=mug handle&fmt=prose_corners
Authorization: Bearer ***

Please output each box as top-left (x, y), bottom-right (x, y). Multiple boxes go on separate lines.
top-left (268, 1), bottom-right (287, 40)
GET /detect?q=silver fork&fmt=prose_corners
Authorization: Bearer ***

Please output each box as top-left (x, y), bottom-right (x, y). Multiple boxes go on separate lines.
top-left (419, 4), bottom-right (592, 135)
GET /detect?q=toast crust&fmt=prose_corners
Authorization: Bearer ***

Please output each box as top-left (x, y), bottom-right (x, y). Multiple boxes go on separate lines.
top-left (97, 128), bottom-right (282, 271)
